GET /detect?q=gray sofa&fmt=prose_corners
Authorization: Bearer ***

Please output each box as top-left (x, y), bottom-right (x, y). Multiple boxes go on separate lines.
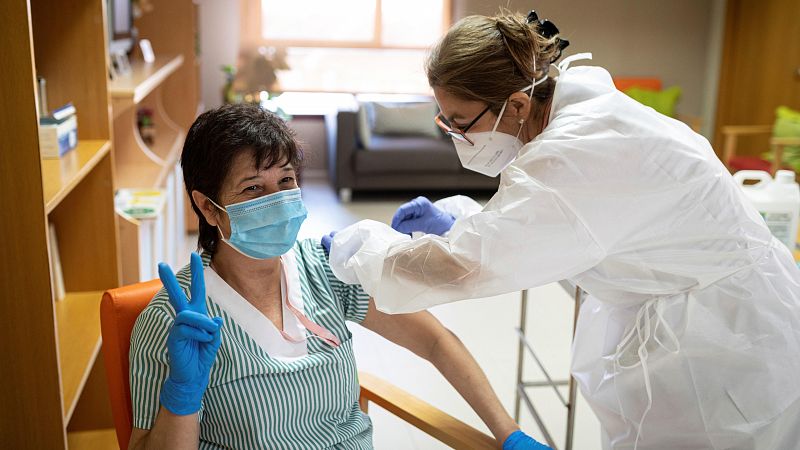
top-left (326, 108), bottom-right (499, 201)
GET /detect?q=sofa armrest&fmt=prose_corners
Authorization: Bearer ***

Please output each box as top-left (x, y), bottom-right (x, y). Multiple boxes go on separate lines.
top-left (326, 109), bottom-right (359, 190)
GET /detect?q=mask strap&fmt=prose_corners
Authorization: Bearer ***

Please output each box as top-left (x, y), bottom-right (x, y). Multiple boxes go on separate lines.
top-left (549, 52), bottom-right (593, 76)
top-left (204, 197), bottom-right (229, 239)
top-left (492, 75), bottom-right (549, 138)
top-left (489, 100), bottom-right (510, 137)
top-left (206, 196), bottom-right (256, 258)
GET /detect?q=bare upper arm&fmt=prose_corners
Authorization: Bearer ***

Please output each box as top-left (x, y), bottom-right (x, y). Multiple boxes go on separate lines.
top-left (360, 299), bottom-right (452, 360)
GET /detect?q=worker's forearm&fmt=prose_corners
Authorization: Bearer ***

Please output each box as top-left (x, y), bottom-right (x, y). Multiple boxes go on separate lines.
top-left (130, 406), bottom-right (200, 450)
top-left (428, 330), bottom-right (519, 445)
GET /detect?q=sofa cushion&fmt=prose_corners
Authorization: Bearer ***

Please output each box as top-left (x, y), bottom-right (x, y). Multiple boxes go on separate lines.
top-left (371, 102), bottom-right (441, 138)
top-left (354, 136), bottom-right (461, 174)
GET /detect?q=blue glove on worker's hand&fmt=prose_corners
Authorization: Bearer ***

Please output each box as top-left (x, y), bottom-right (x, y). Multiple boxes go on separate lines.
top-left (503, 430), bottom-right (552, 450)
top-left (321, 231), bottom-right (336, 257)
top-left (158, 252), bottom-right (223, 416)
top-left (391, 196), bottom-right (455, 236)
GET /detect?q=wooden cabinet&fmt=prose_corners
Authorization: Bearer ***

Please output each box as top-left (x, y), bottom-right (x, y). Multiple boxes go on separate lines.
top-left (714, 0), bottom-right (800, 155)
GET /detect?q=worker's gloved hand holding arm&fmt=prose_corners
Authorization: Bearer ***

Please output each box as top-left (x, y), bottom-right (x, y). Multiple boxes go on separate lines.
top-left (391, 196), bottom-right (455, 236)
top-left (503, 430), bottom-right (552, 450)
top-left (321, 231), bottom-right (336, 257)
top-left (158, 252), bottom-right (223, 416)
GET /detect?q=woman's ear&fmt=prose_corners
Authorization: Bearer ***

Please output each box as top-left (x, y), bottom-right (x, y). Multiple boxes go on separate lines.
top-left (506, 91), bottom-right (532, 123)
top-left (191, 190), bottom-right (220, 227)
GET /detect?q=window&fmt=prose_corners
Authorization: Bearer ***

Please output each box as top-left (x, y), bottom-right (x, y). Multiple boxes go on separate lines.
top-left (240, 0), bottom-right (451, 93)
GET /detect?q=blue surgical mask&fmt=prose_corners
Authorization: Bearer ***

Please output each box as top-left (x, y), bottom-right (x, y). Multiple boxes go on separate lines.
top-left (209, 188), bottom-right (307, 259)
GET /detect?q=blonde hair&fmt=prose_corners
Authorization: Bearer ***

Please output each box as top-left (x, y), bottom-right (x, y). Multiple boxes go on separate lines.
top-left (426, 10), bottom-right (564, 113)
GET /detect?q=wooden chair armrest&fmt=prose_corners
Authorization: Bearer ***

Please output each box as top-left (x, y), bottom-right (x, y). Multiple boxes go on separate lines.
top-left (358, 372), bottom-right (498, 450)
top-left (721, 125), bottom-right (772, 136)
top-left (771, 137), bottom-right (800, 146)
top-left (721, 125), bottom-right (774, 170)
top-left (768, 137), bottom-right (800, 173)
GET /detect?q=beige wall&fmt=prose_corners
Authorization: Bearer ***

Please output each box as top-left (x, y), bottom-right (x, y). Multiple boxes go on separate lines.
top-left (198, 0), bottom-right (240, 111)
top-left (453, 0), bottom-right (720, 121)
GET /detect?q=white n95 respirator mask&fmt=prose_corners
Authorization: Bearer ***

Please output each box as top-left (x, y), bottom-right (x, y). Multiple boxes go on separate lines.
top-left (453, 77), bottom-right (547, 178)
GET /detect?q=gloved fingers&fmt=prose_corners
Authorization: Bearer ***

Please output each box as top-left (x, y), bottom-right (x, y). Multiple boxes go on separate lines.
top-left (209, 317), bottom-right (224, 350)
top-left (175, 310), bottom-right (220, 333)
top-left (395, 217), bottom-right (425, 235)
top-left (159, 262), bottom-right (187, 313)
top-left (414, 196), bottom-right (432, 211)
top-left (189, 252), bottom-right (207, 315)
top-left (390, 206), bottom-right (413, 229)
top-left (502, 430), bottom-right (553, 450)
top-left (171, 323), bottom-right (214, 343)
top-left (200, 317), bottom-right (222, 366)
top-left (391, 198), bottom-right (426, 229)
top-left (321, 231), bottom-right (336, 250)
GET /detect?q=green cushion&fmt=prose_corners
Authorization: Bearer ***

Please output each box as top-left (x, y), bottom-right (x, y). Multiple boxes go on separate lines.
top-left (623, 86), bottom-right (682, 117)
top-left (766, 106), bottom-right (800, 171)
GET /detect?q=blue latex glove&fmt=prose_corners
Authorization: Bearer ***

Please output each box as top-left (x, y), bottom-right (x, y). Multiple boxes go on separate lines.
top-left (321, 231), bottom-right (336, 257)
top-left (158, 252), bottom-right (223, 416)
top-left (390, 196), bottom-right (455, 236)
top-left (503, 430), bottom-right (552, 450)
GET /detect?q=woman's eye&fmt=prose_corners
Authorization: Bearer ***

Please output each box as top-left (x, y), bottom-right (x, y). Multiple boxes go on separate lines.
top-left (280, 177), bottom-right (296, 184)
top-left (243, 185), bottom-right (260, 193)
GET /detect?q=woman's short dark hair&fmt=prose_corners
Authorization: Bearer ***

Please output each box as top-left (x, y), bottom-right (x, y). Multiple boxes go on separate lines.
top-left (181, 103), bottom-right (303, 254)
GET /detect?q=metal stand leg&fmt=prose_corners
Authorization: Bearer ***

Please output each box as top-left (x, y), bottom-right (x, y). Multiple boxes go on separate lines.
top-left (514, 285), bottom-right (584, 450)
top-left (564, 287), bottom-right (583, 450)
top-left (514, 289), bottom-right (528, 423)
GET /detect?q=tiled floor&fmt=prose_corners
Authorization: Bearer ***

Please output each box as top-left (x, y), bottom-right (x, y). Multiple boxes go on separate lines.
top-left (183, 178), bottom-right (602, 449)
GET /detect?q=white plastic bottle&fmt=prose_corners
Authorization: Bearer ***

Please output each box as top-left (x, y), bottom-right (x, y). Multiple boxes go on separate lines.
top-left (733, 170), bottom-right (800, 251)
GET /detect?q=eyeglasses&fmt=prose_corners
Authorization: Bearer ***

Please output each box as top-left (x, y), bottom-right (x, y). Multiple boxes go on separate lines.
top-left (434, 104), bottom-right (492, 146)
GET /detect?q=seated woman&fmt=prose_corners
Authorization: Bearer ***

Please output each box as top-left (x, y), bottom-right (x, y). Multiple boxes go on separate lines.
top-left (129, 104), bottom-right (547, 449)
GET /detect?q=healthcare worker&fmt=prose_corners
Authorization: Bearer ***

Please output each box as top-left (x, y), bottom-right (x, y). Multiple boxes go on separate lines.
top-left (325, 10), bottom-right (800, 450)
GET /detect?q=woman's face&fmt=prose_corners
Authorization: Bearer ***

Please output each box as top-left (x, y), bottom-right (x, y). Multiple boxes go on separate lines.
top-left (193, 149), bottom-right (298, 237)
top-left (433, 86), bottom-right (531, 137)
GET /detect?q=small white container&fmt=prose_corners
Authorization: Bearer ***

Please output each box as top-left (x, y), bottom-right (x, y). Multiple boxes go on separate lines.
top-left (733, 170), bottom-right (800, 250)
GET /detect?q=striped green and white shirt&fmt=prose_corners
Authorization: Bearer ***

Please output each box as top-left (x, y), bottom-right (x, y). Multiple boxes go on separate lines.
top-left (130, 239), bottom-right (373, 449)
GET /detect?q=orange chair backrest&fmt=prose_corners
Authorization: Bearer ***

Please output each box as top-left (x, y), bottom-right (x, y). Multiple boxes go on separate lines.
top-left (100, 279), bottom-right (162, 450)
top-left (613, 77), bottom-right (662, 92)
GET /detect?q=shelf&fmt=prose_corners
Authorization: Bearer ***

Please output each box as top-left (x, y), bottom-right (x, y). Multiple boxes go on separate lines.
top-left (67, 428), bottom-right (118, 449)
top-left (109, 55), bottom-right (184, 104)
top-left (42, 140), bottom-right (112, 214)
top-left (116, 130), bottom-right (184, 189)
top-left (56, 291), bottom-right (103, 421)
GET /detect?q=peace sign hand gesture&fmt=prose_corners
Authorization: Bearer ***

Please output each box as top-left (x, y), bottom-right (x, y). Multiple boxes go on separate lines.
top-left (158, 252), bottom-right (223, 416)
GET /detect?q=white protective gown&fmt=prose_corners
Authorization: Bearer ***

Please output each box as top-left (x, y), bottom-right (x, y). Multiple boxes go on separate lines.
top-left (330, 64), bottom-right (800, 449)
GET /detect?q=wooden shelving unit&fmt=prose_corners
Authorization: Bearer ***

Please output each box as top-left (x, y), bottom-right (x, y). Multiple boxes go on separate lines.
top-left (43, 140), bottom-right (112, 213)
top-left (110, 55), bottom-right (186, 190)
top-left (110, 54), bottom-right (189, 285)
top-left (56, 291), bottom-right (104, 420)
top-left (109, 55), bottom-right (184, 105)
top-left (1, 0), bottom-right (200, 447)
top-left (1, 0), bottom-right (119, 447)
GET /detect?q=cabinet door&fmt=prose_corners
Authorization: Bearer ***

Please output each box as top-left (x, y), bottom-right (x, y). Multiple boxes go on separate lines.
top-left (714, 0), bottom-right (800, 154)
